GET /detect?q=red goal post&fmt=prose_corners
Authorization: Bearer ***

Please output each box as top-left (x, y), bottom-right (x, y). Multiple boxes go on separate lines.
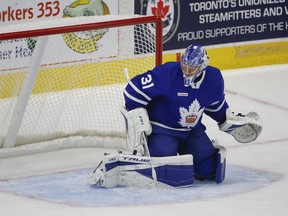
top-left (0, 15), bottom-right (162, 156)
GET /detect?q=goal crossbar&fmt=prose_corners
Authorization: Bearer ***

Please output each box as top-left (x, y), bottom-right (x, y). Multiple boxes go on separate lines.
top-left (0, 15), bottom-right (163, 65)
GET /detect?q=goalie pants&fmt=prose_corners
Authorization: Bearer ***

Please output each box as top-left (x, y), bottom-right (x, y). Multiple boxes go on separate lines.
top-left (148, 124), bottom-right (218, 179)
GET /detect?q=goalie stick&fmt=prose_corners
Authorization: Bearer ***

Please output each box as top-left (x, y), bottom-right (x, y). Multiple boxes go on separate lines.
top-left (140, 130), bottom-right (158, 185)
top-left (88, 160), bottom-right (103, 186)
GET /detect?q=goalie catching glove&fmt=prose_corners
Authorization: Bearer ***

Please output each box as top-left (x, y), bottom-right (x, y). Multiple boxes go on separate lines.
top-left (219, 109), bottom-right (262, 143)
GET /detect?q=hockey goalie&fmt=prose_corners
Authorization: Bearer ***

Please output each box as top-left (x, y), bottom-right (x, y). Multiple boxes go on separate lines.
top-left (88, 44), bottom-right (263, 188)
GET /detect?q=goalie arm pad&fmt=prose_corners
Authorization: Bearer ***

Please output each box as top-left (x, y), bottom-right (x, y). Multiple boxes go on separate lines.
top-left (219, 109), bottom-right (262, 143)
top-left (120, 107), bottom-right (152, 151)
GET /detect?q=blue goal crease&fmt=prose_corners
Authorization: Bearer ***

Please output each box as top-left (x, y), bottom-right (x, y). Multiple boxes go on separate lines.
top-left (0, 165), bottom-right (281, 207)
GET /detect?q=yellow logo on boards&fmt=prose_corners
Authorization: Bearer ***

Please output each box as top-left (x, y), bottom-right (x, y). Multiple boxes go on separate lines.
top-left (62, 0), bottom-right (110, 54)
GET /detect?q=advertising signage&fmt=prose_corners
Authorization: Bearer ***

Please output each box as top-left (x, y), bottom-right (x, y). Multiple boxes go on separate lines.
top-left (135, 0), bottom-right (288, 50)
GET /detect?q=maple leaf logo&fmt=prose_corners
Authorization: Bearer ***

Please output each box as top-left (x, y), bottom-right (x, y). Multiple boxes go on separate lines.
top-left (178, 99), bottom-right (204, 128)
top-left (151, 0), bottom-right (169, 18)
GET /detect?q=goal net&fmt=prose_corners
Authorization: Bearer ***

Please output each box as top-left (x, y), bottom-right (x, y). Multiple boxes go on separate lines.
top-left (0, 15), bottom-right (162, 156)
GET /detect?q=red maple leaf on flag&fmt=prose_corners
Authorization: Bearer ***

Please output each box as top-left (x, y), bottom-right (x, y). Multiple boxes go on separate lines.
top-left (151, 0), bottom-right (169, 19)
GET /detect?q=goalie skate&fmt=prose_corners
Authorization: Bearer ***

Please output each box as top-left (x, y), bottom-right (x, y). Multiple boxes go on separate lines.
top-left (88, 161), bottom-right (105, 187)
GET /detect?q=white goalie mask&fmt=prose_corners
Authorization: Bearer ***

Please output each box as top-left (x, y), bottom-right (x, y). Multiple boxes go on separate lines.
top-left (181, 44), bottom-right (210, 87)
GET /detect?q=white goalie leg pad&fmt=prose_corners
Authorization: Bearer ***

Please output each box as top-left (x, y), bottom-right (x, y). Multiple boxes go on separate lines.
top-left (118, 154), bottom-right (157, 187)
top-left (119, 154), bottom-right (194, 188)
top-left (120, 107), bottom-right (152, 151)
top-left (219, 108), bottom-right (262, 143)
top-left (89, 153), bottom-right (194, 188)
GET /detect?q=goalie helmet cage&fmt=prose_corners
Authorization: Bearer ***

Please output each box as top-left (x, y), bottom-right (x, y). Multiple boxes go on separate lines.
top-left (0, 15), bottom-right (162, 156)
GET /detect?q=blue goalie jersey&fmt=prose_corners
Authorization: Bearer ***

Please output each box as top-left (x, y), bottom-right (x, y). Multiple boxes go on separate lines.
top-left (124, 62), bottom-right (229, 132)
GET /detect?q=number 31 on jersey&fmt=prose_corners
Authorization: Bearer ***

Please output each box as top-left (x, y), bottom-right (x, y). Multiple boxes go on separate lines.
top-left (141, 74), bottom-right (154, 89)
